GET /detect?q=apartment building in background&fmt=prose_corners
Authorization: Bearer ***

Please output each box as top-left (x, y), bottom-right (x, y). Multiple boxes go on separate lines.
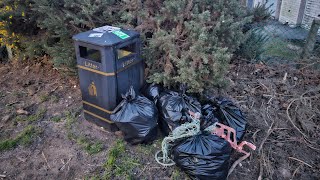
top-left (244, 0), bottom-right (320, 31)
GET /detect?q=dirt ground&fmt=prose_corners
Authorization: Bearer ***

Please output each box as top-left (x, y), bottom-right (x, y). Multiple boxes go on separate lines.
top-left (0, 59), bottom-right (319, 180)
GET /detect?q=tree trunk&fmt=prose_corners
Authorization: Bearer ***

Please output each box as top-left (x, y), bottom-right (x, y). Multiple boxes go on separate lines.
top-left (6, 45), bottom-right (13, 60)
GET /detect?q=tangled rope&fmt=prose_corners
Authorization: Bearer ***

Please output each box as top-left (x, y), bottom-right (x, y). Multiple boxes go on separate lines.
top-left (155, 111), bottom-right (256, 167)
top-left (155, 112), bottom-right (214, 166)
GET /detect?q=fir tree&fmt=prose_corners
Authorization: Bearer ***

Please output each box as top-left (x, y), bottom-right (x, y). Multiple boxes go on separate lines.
top-left (140, 0), bottom-right (252, 92)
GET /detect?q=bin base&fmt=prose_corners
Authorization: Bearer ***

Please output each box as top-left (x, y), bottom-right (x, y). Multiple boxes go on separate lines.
top-left (84, 111), bottom-right (118, 132)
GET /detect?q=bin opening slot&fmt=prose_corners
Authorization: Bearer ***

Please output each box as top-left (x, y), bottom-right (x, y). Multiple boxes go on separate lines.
top-left (117, 43), bottom-right (136, 59)
top-left (79, 46), bottom-right (101, 63)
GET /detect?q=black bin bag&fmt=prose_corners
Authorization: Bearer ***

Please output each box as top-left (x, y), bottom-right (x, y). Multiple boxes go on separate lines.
top-left (173, 132), bottom-right (232, 180)
top-left (142, 83), bottom-right (162, 104)
top-left (157, 90), bottom-right (201, 135)
top-left (212, 97), bottom-right (247, 141)
top-left (200, 104), bottom-right (219, 130)
top-left (110, 86), bottom-right (158, 144)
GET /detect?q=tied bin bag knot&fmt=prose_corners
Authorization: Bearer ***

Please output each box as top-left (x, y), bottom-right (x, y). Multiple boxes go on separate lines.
top-left (110, 86), bottom-right (158, 144)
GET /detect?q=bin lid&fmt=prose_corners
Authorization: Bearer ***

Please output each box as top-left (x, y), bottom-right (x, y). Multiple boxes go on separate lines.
top-left (72, 25), bottom-right (139, 47)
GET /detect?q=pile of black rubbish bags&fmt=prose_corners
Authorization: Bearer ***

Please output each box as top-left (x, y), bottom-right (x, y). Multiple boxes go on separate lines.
top-left (110, 84), bottom-right (248, 180)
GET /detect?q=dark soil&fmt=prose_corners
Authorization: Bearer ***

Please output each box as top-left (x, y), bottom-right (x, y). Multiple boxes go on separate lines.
top-left (0, 60), bottom-right (319, 180)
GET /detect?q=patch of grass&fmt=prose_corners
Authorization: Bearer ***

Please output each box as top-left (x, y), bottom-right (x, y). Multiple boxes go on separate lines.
top-left (87, 142), bottom-right (103, 154)
top-left (40, 93), bottom-right (50, 102)
top-left (84, 175), bottom-right (100, 180)
top-left (51, 116), bottom-right (61, 122)
top-left (114, 156), bottom-right (140, 179)
top-left (76, 136), bottom-right (104, 155)
top-left (136, 139), bottom-right (161, 154)
top-left (105, 140), bottom-right (126, 169)
top-left (103, 140), bottom-right (140, 179)
top-left (15, 109), bottom-right (47, 122)
top-left (64, 111), bottom-right (77, 140)
top-left (65, 111), bottom-right (76, 130)
top-left (51, 95), bottom-right (59, 103)
top-left (171, 168), bottom-right (182, 180)
top-left (64, 110), bottom-right (103, 155)
top-left (263, 39), bottom-right (301, 60)
top-left (0, 125), bottom-right (41, 151)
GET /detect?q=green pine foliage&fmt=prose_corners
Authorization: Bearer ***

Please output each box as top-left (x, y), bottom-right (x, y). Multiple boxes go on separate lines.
top-left (238, 28), bottom-right (270, 60)
top-left (249, 0), bottom-right (274, 23)
top-left (237, 0), bottom-right (273, 60)
top-left (1, 0), bottom-right (253, 93)
top-left (141, 0), bottom-right (251, 92)
top-left (32, 0), bottom-right (122, 68)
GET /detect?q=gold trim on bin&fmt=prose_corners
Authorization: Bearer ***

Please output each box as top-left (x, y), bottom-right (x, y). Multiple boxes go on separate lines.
top-left (83, 110), bottom-right (113, 124)
top-left (77, 65), bottom-right (115, 76)
top-left (83, 101), bottom-right (113, 114)
top-left (77, 61), bottom-right (141, 76)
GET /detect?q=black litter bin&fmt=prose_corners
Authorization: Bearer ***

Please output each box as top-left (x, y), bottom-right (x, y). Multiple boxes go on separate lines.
top-left (73, 25), bottom-right (144, 131)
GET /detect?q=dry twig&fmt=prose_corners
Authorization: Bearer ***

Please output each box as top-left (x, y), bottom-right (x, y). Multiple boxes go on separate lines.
top-left (258, 121), bottom-right (274, 153)
top-left (286, 94), bottom-right (320, 138)
top-left (41, 151), bottom-right (51, 169)
top-left (288, 157), bottom-right (313, 168)
top-left (292, 164), bottom-right (303, 179)
top-left (227, 153), bottom-right (251, 178)
top-left (303, 138), bottom-right (320, 151)
top-left (252, 129), bottom-right (261, 143)
top-left (137, 166), bottom-right (148, 177)
top-left (60, 157), bottom-right (72, 171)
top-left (257, 152), bottom-right (264, 180)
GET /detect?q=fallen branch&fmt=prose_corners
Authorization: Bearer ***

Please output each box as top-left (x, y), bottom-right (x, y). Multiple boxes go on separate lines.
top-left (0, 174), bottom-right (6, 178)
top-left (289, 157), bottom-right (313, 168)
top-left (227, 153), bottom-right (251, 178)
